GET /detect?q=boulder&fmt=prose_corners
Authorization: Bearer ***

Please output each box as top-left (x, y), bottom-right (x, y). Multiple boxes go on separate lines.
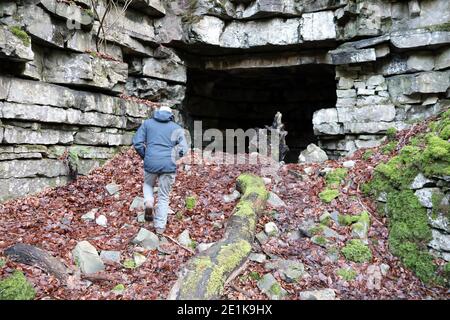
top-left (410, 173), bottom-right (435, 190)
top-left (142, 56), bottom-right (186, 84)
top-left (42, 52), bottom-right (128, 93)
top-left (81, 208), bottom-right (97, 221)
top-left (72, 241), bottom-right (105, 274)
top-left (129, 197), bottom-right (145, 211)
top-left (220, 18), bottom-right (302, 48)
top-left (264, 222), bottom-right (279, 237)
top-left (105, 183), bottom-right (120, 195)
top-left (125, 77), bottom-right (186, 104)
top-left (390, 29), bottom-right (450, 49)
top-left (0, 25), bottom-right (33, 62)
top-left (178, 230), bottom-right (193, 248)
top-left (100, 250), bottom-right (121, 264)
top-left (95, 215), bottom-right (107, 227)
top-left (223, 190), bottom-right (241, 203)
top-left (132, 228), bottom-right (160, 250)
top-left (414, 188), bottom-right (441, 208)
top-left (267, 192), bottom-right (286, 208)
top-left (301, 11), bottom-right (336, 41)
top-left (298, 144), bottom-right (328, 163)
top-left (133, 252), bottom-right (147, 267)
top-left (265, 259), bottom-right (305, 282)
top-left (429, 229), bottom-right (450, 253)
top-left (197, 242), bottom-right (215, 252)
top-left (257, 273), bottom-right (287, 300)
top-left (299, 288), bottom-right (335, 300)
top-left (249, 253), bottom-right (267, 263)
top-left (256, 231), bottom-right (269, 245)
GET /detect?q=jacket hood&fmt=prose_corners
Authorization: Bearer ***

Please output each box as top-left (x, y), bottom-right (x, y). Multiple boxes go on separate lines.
top-left (153, 110), bottom-right (174, 122)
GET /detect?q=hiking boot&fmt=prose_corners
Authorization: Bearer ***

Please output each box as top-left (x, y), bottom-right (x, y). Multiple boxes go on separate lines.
top-left (155, 228), bottom-right (165, 235)
top-left (144, 207), bottom-right (153, 222)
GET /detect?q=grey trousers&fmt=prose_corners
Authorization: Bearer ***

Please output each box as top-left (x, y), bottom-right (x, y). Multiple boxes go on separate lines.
top-left (143, 171), bottom-right (176, 229)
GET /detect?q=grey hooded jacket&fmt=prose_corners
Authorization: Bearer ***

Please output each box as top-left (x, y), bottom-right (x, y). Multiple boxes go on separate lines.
top-left (132, 110), bottom-right (188, 173)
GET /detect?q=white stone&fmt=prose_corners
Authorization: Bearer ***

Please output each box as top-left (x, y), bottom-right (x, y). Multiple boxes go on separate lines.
top-left (299, 288), bottom-right (335, 300)
top-left (264, 222), bottom-right (279, 237)
top-left (414, 188), bottom-right (440, 208)
top-left (267, 192), bottom-right (286, 208)
top-left (298, 144), bottom-right (328, 163)
top-left (72, 241), bottom-right (105, 274)
top-left (343, 160), bottom-right (356, 168)
top-left (81, 208), bottom-right (97, 221)
top-left (132, 228), bottom-right (160, 250)
top-left (95, 215), bottom-right (107, 227)
top-left (301, 11), bottom-right (336, 41)
top-left (410, 173), bottom-right (434, 190)
top-left (178, 230), bottom-right (193, 248)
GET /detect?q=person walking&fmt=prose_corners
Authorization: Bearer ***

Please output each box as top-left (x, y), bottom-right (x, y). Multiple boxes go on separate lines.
top-left (132, 106), bottom-right (188, 234)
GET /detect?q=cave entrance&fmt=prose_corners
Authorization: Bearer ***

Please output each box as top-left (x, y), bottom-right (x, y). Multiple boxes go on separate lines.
top-left (183, 64), bottom-right (337, 163)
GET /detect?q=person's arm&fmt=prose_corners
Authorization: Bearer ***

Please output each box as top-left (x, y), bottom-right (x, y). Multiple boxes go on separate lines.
top-left (132, 121), bottom-right (147, 159)
top-left (174, 128), bottom-right (189, 158)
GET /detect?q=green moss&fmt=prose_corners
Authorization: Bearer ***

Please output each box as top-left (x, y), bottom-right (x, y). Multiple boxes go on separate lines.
top-left (180, 256), bottom-right (213, 298)
top-left (431, 192), bottom-right (447, 219)
top-left (270, 283), bottom-right (282, 296)
top-left (424, 22), bottom-right (450, 32)
top-left (0, 258), bottom-right (5, 268)
top-left (8, 26), bottom-right (31, 46)
top-left (313, 235), bottom-right (327, 246)
top-left (338, 214), bottom-right (361, 226)
top-left (237, 174), bottom-right (269, 201)
top-left (112, 284), bottom-right (125, 293)
top-left (382, 141), bottom-right (397, 154)
top-left (386, 127), bottom-right (397, 140)
top-left (439, 124), bottom-right (450, 140)
top-left (249, 271), bottom-right (261, 281)
top-left (206, 240), bottom-right (252, 298)
top-left (341, 239), bottom-right (372, 263)
top-left (325, 168), bottom-right (348, 188)
top-left (308, 225), bottom-right (324, 236)
top-left (319, 188), bottom-right (340, 203)
top-left (0, 271), bottom-right (35, 300)
top-left (362, 150), bottom-right (374, 160)
top-left (185, 196), bottom-right (197, 210)
top-left (444, 263), bottom-right (450, 275)
top-left (122, 259), bottom-right (136, 269)
top-left (337, 268), bottom-right (357, 281)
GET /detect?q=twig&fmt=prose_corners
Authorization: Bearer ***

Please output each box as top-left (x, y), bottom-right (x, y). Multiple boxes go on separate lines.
top-left (163, 234), bottom-right (195, 255)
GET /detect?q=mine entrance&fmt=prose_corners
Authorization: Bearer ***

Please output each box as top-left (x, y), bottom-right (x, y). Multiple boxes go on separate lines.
top-left (183, 64), bottom-right (337, 163)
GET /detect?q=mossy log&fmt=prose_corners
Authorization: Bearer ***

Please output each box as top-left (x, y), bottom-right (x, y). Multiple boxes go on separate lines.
top-left (168, 173), bottom-right (269, 300)
top-left (4, 243), bottom-right (71, 283)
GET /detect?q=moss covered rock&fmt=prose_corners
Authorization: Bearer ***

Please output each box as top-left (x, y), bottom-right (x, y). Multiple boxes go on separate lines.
top-left (319, 188), bottom-right (340, 203)
top-left (363, 109), bottom-right (450, 284)
top-left (341, 239), bottom-right (372, 263)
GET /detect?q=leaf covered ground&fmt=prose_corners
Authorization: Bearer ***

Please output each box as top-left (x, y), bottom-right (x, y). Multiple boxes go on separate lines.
top-left (0, 121), bottom-right (448, 300)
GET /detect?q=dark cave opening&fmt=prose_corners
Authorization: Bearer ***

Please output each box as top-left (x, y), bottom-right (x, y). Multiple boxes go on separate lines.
top-left (183, 64), bottom-right (337, 163)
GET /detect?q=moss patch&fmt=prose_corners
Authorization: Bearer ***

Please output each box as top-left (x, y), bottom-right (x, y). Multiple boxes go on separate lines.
top-left (382, 141), bottom-right (397, 154)
top-left (341, 239), bottom-right (372, 263)
top-left (337, 268), bottom-right (357, 281)
top-left (325, 168), bottom-right (348, 188)
top-left (185, 195), bottom-right (197, 210)
top-left (319, 188), bottom-right (340, 203)
top-left (8, 26), bottom-right (31, 46)
top-left (206, 240), bottom-right (251, 298)
top-left (0, 271), bottom-right (35, 300)
top-left (364, 109), bottom-right (450, 284)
